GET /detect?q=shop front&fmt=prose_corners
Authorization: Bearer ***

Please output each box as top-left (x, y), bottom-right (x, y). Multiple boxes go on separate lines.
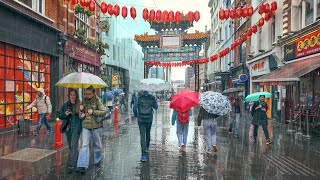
top-left (248, 55), bottom-right (278, 119)
top-left (253, 28), bottom-right (320, 123)
top-left (207, 72), bottom-right (230, 93)
top-left (0, 2), bottom-right (60, 130)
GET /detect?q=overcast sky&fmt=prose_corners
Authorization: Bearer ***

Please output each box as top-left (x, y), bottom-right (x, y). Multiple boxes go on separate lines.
top-left (141, 0), bottom-right (211, 81)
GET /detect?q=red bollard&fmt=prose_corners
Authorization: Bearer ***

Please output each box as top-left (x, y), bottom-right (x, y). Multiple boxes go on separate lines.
top-left (54, 118), bottom-right (63, 149)
top-left (114, 106), bottom-right (119, 123)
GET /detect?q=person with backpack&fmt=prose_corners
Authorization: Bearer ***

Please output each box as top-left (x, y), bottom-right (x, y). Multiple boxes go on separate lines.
top-left (25, 88), bottom-right (52, 136)
top-left (171, 109), bottom-right (192, 152)
top-left (133, 90), bottom-right (158, 162)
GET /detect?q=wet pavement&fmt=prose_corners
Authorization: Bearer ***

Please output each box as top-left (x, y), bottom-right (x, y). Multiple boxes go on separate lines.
top-left (1, 102), bottom-right (320, 180)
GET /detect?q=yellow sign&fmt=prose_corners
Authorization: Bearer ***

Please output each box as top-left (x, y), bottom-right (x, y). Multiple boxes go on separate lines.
top-left (112, 74), bottom-right (119, 85)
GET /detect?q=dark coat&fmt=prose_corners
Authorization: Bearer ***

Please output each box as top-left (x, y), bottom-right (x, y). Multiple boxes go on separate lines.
top-left (251, 101), bottom-right (268, 126)
top-left (133, 91), bottom-right (158, 123)
top-left (59, 101), bottom-right (82, 134)
top-left (197, 107), bottom-right (219, 126)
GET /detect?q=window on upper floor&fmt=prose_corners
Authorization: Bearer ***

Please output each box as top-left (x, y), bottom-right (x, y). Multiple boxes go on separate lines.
top-left (306, 0), bottom-right (315, 26)
top-left (271, 17), bottom-right (276, 45)
top-left (96, 20), bottom-right (100, 42)
top-left (239, 42), bottom-right (246, 63)
top-left (18, 0), bottom-right (44, 14)
top-left (75, 13), bottom-right (90, 38)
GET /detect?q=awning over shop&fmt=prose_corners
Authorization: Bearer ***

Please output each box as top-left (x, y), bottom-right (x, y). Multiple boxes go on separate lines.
top-left (252, 56), bottom-right (320, 84)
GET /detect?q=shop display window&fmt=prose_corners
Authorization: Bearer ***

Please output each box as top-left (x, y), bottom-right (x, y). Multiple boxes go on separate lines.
top-left (0, 43), bottom-right (50, 128)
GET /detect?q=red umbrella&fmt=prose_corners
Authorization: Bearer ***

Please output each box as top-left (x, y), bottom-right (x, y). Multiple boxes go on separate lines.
top-left (170, 89), bottom-right (199, 112)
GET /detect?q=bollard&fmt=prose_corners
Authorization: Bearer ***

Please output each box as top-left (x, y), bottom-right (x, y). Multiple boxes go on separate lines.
top-left (114, 106), bottom-right (119, 123)
top-left (54, 118), bottom-right (63, 149)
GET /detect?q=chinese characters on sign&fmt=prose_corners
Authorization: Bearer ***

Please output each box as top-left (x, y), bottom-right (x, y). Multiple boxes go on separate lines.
top-left (250, 57), bottom-right (270, 77)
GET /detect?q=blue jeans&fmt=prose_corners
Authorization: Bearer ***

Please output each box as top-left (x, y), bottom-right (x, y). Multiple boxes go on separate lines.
top-left (203, 119), bottom-right (217, 151)
top-left (138, 122), bottom-right (152, 155)
top-left (35, 113), bottom-right (51, 133)
top-left (176, 121), bottom-right (189, 147)
top-left (77, 128), bottom-right (102, 169)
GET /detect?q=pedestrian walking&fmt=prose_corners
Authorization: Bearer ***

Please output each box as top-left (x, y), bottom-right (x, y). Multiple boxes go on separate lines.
top-left (133, 90), bottom-right (158, 162)
top-left (131, 92), bottom-right (138, 116)
top-left (171, 109), bottom-right (192, 152)
top-left (198, 106), bottom-right (219, 154)
top-left (251, 95), bottom-right (272, 145)
top-left (25, 88), bottom-right (52, 136)
top-left (76, 86), bottom-right (107, 174)
top-left (59, 89), bottom-right (82, 173)
top-left (231, 95), bottom-right (241, 138)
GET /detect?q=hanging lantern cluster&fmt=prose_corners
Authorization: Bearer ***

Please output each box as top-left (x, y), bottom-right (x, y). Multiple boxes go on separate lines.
top-left (258, 1), bottom-right (277, 21)
top-left (219, 1), bottom-right (277, 21)
top-left (219, 5), bottom-right (253, 20)
top-left (76, 0), bottom-right (95, 12)
top-left (144, 12), bottom-right (274, 68)
top-left (99, 2), bottom-right (136, 19)
top-left (141, 9), bottom-right (200, 24)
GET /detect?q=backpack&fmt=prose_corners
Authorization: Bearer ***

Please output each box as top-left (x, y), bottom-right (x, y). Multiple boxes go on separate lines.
top-left (177, 111), bottom-right (189, 124)
top-left (137, 95), bottom-right (154, 117)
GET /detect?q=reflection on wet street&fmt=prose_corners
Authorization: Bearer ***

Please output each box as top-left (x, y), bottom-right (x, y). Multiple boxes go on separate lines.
top-left (1, 102), bottom-right (320, 179)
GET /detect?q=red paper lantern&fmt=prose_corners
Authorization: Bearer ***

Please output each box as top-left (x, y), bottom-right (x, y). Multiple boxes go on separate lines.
top-left (264, 3), bottom-right (270, 13)
top-left (113, 4), bottom-right (120, 17)
top-left (267, 11), bottom-right (274, 19)
top-left (247, 28), bottom-right (253, 36)
top-left (242, 33), bottom-right (248, 41)
top-left (130, 7), bottom-right (136, 19)
top-left (194, 11), bottom-right (200, 22)
top-left (224, 9), bottom-right (230, 19)
top-left (226, 47), bottom-right (230, 54)
top-left (248, 6), bottom-right (253, 16)
top-left (143, 8), bottom-right (149, 21)
top-left (258, 17), bottom-right (265, 26)
top-left (258, 4), bottom-right (264, 15)
top-left (149, 9), bottom-right (155, 21)
top-left (108, 4), bottom-right (113, 16)
top-left (271, 1), bottom-right (278, 11)
top-left (236, 38), bottom-right (242, 46)
top-left (122, 6), bottom-right (128, 19)
top-left (230, 8), bottom-right (236, 19)
top-left (162, 10), bottom-right (169, 22)
top-left (219, 9), bottom-right (225, 20)
top-left (89, 1), bottom-right (95, 12)
top-left (71, 0), bottom-right (78, 5)
top-left (242, 7), bottom-right (248, 18)
top-left (80, 0), bottom-right (85, 7)
top-left (252, 25), bottom-right (258, 33)
top-left (175, 11), bottom-right (181, 23)
top-left (101, 2), bottom-right (107, 14)
top-left (213, 54), bottom-right (218, 60)
top-left (168, 10), bottom-right (175, 23)
top-left (236, 7), bottom-right (242, 18)
top-left (264, 14), bottom-right (270, 21)
top-left (188, 11), bottom-right (194, 23)
top-left (156, 10), bottom-right (162, 22)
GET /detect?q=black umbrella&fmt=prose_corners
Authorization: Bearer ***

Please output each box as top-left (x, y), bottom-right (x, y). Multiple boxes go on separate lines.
top-left (222, 88), bottom-right (243, 95)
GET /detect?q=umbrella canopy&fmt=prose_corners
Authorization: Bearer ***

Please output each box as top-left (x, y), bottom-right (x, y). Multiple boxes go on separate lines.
top-left (114, 89), bottom-right (124, 96)
top-left (222, 88), bottom-right (243, 95)
top-left (245, 92), bottom-right (272, 102)
top-left (170, 89), bottom-right (199, 112)
top-left (199, 91), bottom-right (232, 116)
top-left (103, 90), bottom-right (114, 101)
top-left (55, 72), bottom-right (107, 89)
top-left (136, 78), bottom-right (170, 92)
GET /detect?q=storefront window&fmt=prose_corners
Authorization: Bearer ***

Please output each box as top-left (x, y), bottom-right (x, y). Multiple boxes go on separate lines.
top-left (306, 0), bottom-right (314, 26)
top-left (0, 42), bottom-right (50, 129)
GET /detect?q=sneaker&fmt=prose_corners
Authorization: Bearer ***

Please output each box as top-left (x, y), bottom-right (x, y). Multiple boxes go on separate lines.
top-left (233, 134), bottom-right (239, 138)
top-left (266, 140), bottom-right (272, 145)
top-left (140, 155), bottom-right (147, 162)
top-left (212, 146), bottom-right (218, 153)
top-left (76, 167), bottom-right (86, 174)
top-left (34, 133), bottom-right (39, 136)
top-left (47, 129), bottom-right (52, 133)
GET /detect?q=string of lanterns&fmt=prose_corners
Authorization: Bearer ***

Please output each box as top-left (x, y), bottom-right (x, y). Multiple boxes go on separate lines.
top-left (145, 6), bottom-right (277, 68)
top-left (219, 1), bottom-right (277, 20)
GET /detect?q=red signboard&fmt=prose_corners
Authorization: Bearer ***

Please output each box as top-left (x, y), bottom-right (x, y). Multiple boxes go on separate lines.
top-left (295, 29), bottom-right (320, 58)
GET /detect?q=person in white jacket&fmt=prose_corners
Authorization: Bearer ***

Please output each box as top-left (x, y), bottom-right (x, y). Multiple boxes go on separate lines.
top-left (25, 88), bottom-right (52, 136)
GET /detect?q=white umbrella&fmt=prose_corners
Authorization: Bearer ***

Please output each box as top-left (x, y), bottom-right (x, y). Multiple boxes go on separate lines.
top-left (199, 91), bottom-right (232, 116)
top-left (135, 78), bottom-right (171, 92)
top-left (55, 72), bottom-right (107, 89)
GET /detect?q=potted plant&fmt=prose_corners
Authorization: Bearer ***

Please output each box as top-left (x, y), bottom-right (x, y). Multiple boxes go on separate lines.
top-left (74, 4), bottom-right (84, 14)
